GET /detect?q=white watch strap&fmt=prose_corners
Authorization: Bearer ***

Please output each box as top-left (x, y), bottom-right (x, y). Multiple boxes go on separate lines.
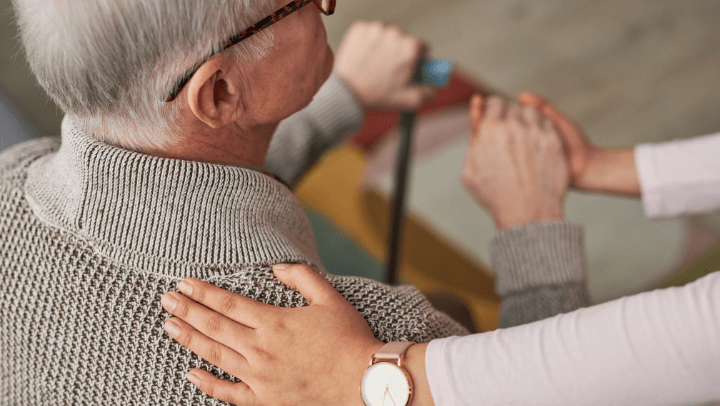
top-left (374, 341), bottom-right (415, 361)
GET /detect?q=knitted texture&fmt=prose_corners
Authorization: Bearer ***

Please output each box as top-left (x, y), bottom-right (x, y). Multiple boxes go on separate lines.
top-left (491, 221), bottom-right (587, 296)
top-left (490, 221), bottom-right (591, 327)
top-left (0, 123), bottom-right (467, 405)
top-left (498, 282), bottom-right (591, 328)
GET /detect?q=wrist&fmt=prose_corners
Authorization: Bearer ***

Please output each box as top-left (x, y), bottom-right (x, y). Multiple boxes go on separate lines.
top-left (332, 68), bottom-right (370, 111)
top-left (573, 147), bottom-right (606, 191)
top-left (495, 208), bottom-right (565, 231)
top-left (575, 148), bottom-right (640, 196)
top-left (404, 343), bottom-right (433, 406)
top-left (359, 342), bottom-right (432, 406)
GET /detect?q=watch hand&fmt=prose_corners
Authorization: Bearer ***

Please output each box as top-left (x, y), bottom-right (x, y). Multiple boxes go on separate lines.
top-left (380, 387), bottom-right (397, 406)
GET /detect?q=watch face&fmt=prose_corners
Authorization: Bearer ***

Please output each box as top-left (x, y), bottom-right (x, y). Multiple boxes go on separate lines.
top-left (360, 362), bottom-right (411, 406)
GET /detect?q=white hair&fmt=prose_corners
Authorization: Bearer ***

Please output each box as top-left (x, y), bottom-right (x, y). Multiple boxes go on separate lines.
top-left (13, 0), bottom-right (278, 150)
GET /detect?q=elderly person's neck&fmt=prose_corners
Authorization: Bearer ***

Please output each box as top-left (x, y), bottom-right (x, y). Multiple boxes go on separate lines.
top-left (141, 114), bottom-right (278, 170)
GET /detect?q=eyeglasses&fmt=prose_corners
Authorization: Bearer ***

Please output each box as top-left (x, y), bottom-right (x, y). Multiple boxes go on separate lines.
top-left (165, 0), bottom-right (336, 102)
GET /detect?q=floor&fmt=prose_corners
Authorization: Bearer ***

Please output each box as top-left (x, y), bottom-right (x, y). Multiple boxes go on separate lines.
top-left (2, 0), bottom-right (720, 304)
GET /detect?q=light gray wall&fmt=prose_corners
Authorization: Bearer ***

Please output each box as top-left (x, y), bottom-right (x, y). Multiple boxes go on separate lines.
top-left (0, 0), bottom-right (62, 137)
top-left (0, 89), bottom-right (37, 151)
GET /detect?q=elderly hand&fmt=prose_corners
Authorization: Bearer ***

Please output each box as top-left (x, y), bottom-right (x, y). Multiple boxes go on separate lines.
top-left (334, 21), bottom-right (436, 111)
top-left (461, 95), bottom-right (570, 231)
top-left (160, 264), bottom-right (384, 406)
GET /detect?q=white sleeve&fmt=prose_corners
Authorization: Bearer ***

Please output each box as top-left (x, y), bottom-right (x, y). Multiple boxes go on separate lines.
top-left (635, 131), bottom-right (720, 219)
top-left (425, 272), bottom-right (720, 406)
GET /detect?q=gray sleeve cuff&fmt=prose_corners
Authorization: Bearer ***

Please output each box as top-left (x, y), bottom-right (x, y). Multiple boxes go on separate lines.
top-left (491, 220), bottom-right (587, 296)
top-left (499, 282), bottom-right (591, 327)
top-left (304, 73), bottom-right (364, 142)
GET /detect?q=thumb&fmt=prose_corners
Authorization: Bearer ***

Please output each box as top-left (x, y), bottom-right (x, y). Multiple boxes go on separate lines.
top-left (272, 264), bottom-right (343, 305)
top-left (519, 92), bottom-right (580, 138)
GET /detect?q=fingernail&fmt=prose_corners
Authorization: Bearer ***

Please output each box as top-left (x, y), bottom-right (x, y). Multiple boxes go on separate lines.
top-left (187, 371), bottom-right (201, 387)
top-left (161, 293), bottom-right (178, 312)
top-left (163, 320), bottom-right (181, 338)
top-left (273, 263), bottom-right (290, 271)
top-left (178, 280), bottom-right (193, 296)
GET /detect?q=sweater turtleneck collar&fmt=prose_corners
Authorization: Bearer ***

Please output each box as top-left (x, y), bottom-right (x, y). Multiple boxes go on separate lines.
top-left (24, 116), bottom-right (325, 278)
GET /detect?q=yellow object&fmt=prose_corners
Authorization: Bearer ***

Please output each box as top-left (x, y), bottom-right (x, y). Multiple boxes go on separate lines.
top-left (296, 144), bottom-right (501, 332)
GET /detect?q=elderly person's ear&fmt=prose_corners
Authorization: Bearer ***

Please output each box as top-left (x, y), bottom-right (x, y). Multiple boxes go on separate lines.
top-left (187, 56), bottom-right (242, 129)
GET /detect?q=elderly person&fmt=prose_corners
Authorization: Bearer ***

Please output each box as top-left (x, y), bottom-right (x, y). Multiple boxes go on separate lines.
top-left (1, 0), bottom-right (471, 404)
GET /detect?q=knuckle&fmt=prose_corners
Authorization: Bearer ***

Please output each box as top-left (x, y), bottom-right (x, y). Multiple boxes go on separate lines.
top-left (388, 25), bottom-right (403, 35)
top-left (207, 343), bottom-right (224, 366)
top-left (254, 345), bottom-right (278, 364)
top-left (201, 378), bottom-right (217, 398)
top-left (487, 96), bottom-right (504, 109)
top-left (175, 299), bottom-right (190, 318)
top-left (192, 284), bottom-right (206, 302)
top-left (270, 314), bottom-right (288, 332)
top-left (409, 38), bottom-right (424, 53)
top-left (227, 392), bottom-right (243, 406)
top-left (180, 329), bottom-right (194, 349)
top-left (291, 263), bottom-right (315, 275)
top-left (353, 20), bottom-right (369, 32)
top-left (220, 294), bottom-right (238, 314)
top-left (205, 315), bottom-right (224, 336)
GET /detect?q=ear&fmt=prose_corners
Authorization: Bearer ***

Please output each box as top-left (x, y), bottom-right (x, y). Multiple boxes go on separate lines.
top-left (186, 56), bottom-right (242, 129)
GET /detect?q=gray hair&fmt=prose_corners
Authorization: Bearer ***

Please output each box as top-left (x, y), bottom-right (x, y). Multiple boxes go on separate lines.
top-left (13, 0), bottom-right (278, 150)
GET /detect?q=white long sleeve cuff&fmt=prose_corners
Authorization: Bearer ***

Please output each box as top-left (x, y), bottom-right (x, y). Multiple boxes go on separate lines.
top-left (636, 131), bottom-right (720, 219)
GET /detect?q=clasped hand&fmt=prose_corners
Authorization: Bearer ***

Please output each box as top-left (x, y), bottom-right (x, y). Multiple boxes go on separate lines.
top-left (461, 94), bottom-right (570, 230)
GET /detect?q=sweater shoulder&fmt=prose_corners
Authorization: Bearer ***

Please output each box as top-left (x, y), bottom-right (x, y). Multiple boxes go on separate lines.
top-left (0, 136), bottom-right (60, 180)
top-left (214, 269), bottom-right (470, 343)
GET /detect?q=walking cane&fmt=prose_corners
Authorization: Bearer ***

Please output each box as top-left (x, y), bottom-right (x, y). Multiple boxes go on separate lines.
top-left (384, 59), bottom-right (454, 285)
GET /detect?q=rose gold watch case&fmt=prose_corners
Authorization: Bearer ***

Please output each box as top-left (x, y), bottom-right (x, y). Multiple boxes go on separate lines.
top-left (359, 359), bottom-right (414, 406)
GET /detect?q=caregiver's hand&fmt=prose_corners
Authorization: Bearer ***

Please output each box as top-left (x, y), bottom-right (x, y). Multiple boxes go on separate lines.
top-left (160, 264), bottom-right (384, 406)
top-left (518, 92), bottom-right (640, 197)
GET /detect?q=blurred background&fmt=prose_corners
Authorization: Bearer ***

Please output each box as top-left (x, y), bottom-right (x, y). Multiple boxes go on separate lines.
top-left (2, 0), bottom-right (720, 330)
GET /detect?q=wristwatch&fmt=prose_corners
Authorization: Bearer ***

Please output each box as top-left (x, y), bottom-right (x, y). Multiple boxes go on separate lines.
top-left (360, 341), bottom-right (415, 406)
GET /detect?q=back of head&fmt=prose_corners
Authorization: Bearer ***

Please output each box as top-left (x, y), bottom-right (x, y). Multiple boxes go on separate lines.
top-left (13, 0), bottom-right (277, 150)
